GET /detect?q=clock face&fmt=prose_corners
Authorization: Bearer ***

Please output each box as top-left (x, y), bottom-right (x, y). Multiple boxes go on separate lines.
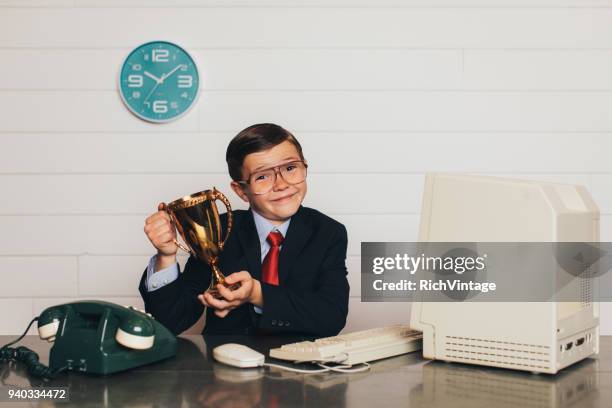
top-left (119, 41), bottom-right (200, 123)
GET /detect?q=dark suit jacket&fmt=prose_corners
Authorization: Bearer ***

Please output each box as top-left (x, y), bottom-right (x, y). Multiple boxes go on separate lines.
top-left (139, 205), bottom-right (350, 337)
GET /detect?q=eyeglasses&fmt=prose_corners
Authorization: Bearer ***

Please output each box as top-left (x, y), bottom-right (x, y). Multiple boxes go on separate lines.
top-left (238, 160), bottom-right (308, 195)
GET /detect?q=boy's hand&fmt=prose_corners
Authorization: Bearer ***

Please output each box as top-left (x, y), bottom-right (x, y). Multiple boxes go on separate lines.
top-left (144, 203), bottom-right (178, 270)
top-left (197, 271), bottom-right (263, 318)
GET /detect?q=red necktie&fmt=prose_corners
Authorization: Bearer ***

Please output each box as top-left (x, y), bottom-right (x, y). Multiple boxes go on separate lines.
top-left (262, 231), bottom-right (284, 286)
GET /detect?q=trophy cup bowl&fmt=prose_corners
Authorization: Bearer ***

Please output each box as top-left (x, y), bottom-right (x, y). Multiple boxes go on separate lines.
top-left (164, 187), bottom-right (240, 299)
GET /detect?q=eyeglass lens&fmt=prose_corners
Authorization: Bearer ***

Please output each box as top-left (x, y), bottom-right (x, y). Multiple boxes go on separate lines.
top-left (249, 162), bottom-right (307, 194)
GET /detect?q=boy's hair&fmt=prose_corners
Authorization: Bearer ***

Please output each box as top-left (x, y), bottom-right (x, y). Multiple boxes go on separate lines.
top-left (226, 123), bottom-right (305, 182)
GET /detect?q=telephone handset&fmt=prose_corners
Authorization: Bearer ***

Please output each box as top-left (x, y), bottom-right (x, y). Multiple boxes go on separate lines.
top-left (34, 301), bottom-right (177, 375)
top-left (39, 301), bottom-right (157, 349)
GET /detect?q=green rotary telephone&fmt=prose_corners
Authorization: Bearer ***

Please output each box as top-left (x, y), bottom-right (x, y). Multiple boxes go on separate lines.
top-left (36, 301), bottom-right (177, 375)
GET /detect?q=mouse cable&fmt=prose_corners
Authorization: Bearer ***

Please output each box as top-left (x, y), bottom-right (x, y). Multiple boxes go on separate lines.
top-left (263, 361), bottom-right (371, 374)
top-left (317, 362), bottom-right (371, 373)
top-left (0, 317), bottom-right (68, 380)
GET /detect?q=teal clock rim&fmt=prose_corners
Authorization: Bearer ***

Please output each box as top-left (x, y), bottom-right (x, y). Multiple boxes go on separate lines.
top-left (117, 40), bottom-right (201, 124)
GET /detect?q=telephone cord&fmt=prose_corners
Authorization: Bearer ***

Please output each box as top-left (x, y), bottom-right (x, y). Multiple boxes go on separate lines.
top-left (0, 317), bottom-right (67, 380)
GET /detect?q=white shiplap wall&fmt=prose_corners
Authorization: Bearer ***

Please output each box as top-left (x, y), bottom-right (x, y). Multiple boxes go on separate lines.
top-left (1, 1), bottom-right (612, 335)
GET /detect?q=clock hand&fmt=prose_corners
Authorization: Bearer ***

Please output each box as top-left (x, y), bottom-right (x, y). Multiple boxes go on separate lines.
top-left (144, 65), bottom-right (184, 104)
top-left (144, 81), bottom-right (161, 104)
top-left (144, 71), bottom-right (163, 84)
top-left (162, 64), bottom-right (184, 81)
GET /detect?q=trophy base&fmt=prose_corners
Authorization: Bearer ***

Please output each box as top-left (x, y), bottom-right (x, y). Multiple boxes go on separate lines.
top-left (206, 282), bottom-right (242, 300)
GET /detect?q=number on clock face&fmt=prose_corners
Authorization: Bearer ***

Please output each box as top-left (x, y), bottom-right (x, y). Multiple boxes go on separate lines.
top-left (119, 41), bottom-right (200, 123)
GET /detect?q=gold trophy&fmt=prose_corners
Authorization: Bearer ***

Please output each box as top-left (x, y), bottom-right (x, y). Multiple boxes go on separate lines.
top-left (163, 187), bottom-right (239, 299)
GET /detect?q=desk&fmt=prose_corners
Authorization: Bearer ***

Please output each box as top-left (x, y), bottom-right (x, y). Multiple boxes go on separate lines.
top-left (1, 335), bottom-right (611, 407)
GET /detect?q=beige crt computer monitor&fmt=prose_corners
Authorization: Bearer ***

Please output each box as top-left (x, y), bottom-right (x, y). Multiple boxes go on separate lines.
top-left (410, 174), bottom-right (600, 374)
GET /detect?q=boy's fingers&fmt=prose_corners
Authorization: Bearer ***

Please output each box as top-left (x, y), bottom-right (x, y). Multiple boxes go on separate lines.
top-left (205, 293), bottom-right (231, 310)
top-left (217, 284), bottom-right (235, 301)
top-left (220, 283), bottom-right (251, 304)
top-left (234, 283), bottom-right (251, 301)
top-left (202, 292), bottom-right (217, 307)
top-left (151, 220), bottom-right (172, 234)
top-left (147, 208), bottom-right (169, 221)
top-left (228, 300), bottom-right (241, 308)
top-left (197, 294), bottom-right (209, 307)
top-left (225, 270), bottom-right (249, 284)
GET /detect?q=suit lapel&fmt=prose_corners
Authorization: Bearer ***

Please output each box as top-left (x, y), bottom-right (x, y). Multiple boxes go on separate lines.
top-left (278, 206), bottom-right (313, 285)
top-left (236, 210), bottom-right (263, 281)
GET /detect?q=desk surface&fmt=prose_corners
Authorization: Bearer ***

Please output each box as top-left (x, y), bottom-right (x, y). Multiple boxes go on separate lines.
top-left (1, 334), bottom-right (611, 408)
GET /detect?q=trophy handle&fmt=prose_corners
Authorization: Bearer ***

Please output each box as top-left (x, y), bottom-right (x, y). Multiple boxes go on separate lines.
top-left (212, 187), bottom-right (233, 250)
top-left (160, 202), bottom-right (193, 255)
top-left (173, 237), bottom-right (192, 255)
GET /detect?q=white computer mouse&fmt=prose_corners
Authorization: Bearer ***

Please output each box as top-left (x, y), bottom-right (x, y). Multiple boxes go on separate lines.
top-left (212, 343), bottom-right (265, 368)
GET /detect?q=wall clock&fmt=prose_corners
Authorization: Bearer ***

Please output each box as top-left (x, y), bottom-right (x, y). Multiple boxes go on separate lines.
top-left (119, 41), bottom-right (200, 123)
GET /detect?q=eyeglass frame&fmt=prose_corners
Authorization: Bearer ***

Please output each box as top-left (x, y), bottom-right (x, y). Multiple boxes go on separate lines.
top-left (236, 160), bottom-right (309, 195)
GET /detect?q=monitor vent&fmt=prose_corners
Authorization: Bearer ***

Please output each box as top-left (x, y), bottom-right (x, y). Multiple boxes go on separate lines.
top-left (580, 265), bottom-right (593, 309)
top-left (445, 336), bottom-right (551, 370)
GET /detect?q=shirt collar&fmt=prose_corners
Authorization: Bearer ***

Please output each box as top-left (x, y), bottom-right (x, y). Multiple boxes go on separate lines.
top-left (251, 209), bottom-right (291, 245)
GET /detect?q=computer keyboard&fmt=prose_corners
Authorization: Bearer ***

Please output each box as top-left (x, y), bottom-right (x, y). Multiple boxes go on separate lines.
top-left (269, 325), bottom-right (422, 365)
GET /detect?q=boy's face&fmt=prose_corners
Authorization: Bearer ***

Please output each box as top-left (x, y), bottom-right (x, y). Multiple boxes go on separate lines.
top-left (230, 140), bottom-right (307, 225)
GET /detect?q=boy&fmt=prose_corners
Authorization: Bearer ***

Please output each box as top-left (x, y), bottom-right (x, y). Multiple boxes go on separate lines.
top-left (139, 124), bottom-right (349, 336)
